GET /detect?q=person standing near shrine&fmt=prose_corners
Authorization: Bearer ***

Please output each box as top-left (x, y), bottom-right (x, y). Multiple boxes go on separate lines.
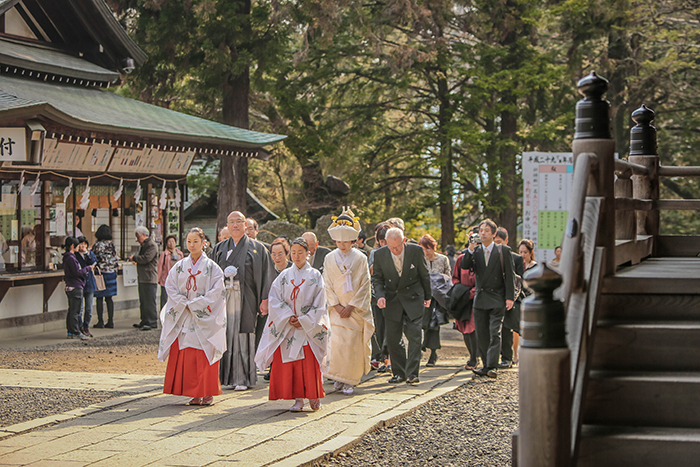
top-left (212, 211), bottom-right (273, 391)
top-left (255, 237), bottom-right (330, 412)
top-left (159, 228), bottom-right (227, 406)
top-left (323, 209), bottom-right (374, 395)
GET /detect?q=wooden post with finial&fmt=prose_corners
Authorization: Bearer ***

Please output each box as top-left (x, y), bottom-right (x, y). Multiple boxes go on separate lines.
top-left (628, 105), bottom-right (659, 253)
top-left (571, 72), bottom-right (616, 275)
top-left (518, 263), bottom-right (570, 467)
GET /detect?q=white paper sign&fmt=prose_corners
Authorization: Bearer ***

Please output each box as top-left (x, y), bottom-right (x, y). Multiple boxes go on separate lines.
top-left (522, 152), bottom-right (574, 264)
top-left (0, 128), bottom-right (27, 161)
top-left (122, 263), bottom-right (138, 287)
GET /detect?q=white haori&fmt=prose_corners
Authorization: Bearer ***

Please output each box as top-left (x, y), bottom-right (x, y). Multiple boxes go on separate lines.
top-left (255, 262), bottom-right (331, 373)
top-left (158, 253), bottom-right (227, 365)
top-left (323, 248), bottom-right (374, 385)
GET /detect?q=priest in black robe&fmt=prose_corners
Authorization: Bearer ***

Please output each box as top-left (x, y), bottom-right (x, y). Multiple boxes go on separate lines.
top-left (212, 211), bottom-right (274, 390)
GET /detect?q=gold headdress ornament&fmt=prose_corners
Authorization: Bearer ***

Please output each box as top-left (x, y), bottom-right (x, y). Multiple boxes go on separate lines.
top-left (328, 207), bottom-right (361, 241)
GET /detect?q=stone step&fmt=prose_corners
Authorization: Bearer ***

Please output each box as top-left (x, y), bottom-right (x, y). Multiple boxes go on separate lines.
top-left (591, 321), bottom-right (700, 372)
top-left (578, 425), bottom-right (700, 467)
top-left (583, 371), bottom-right (700, 428)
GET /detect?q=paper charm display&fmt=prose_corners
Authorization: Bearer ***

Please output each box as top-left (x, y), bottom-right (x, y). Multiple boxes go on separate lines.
top-left (80, 177), bottom-right (91, 210)
top-left (29, 172), bottom-right (41, 196)
top-left (159, 180), bottom-right (167, 210)
top-left (113, 178), bottom-right (123, 202)
top-left (18, 170), bottom-right (25, 194)
top-left (63, 177), bottom-right (73, 203)
top-left (134, 179), bottom-right (142, 205)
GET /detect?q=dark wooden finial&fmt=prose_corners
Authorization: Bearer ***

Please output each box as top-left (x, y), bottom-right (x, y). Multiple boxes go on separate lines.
top-left (521, 263), bottom-right (567, 349)
top-left (575, 71), bottom-right (612, 140)
top-left (630, 104), bottom-right (657, 156)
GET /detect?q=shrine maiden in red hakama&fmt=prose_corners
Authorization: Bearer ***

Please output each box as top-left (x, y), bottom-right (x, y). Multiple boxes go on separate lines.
top-left (158, 228), bottom-right (227, 406)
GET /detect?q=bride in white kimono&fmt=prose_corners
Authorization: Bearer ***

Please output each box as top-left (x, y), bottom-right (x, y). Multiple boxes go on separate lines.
top-left (158, 228), bottom-right (227, 406)
top-left (255, 237), bottom-right (331, 412)
top-left (323, 209), bottom-right (374, 395)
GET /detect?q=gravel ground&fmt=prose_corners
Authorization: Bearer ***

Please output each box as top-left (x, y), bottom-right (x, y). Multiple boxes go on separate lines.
top-left (0, 387), bottom-right (130, 427)
top-left (0, 329), bottom-right (165, 375)
top-left (318, 370), bottom-right (519, 467)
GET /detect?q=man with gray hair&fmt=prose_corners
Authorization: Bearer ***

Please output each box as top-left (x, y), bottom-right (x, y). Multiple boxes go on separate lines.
top-left (129, 226), bottom-right (159, 330)
top-left (372, 227), bottom-right (432, 384)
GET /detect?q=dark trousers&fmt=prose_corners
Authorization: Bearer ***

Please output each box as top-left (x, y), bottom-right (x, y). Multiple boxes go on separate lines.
top-left (95, 296), bottom-right (114, 325)
top-left (473, 306), bottom-right (506, 370)
top-left (463, 331), bottom-right (478, 367)
top-left (501, 328), bottom-right (514, 363)
top-left (255, 313), bottom-right (268, 351)
top-left (160, 285), bottom-right (168, 310)
top-left (384, 310), bottom-right (422, 380)
top-left (82, 291), bottom-right (94, 327)
top-left (138, 282), bottom-right (158, 328)
top-left (65, 288), bottom-right (83, 335)
top-left (371, 297), bottom-right (388, 361)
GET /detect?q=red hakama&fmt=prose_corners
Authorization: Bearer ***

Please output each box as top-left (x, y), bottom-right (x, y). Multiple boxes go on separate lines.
top-left (163, 340), bottom-right (222, 398)
top-left (269, 345), bottom-right (325, 400)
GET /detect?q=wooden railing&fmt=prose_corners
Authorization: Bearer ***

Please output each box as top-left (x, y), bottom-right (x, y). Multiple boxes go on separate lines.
top-left (517, 72), bottom-right (700, 466)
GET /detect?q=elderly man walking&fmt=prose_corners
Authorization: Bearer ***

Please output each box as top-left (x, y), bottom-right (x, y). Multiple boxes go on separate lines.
top-left (372, 227), bottom-right (431, 384)
top-left (302, 232), bottom-right (330, 273)
top-left (129, 226), bottom-right (159, 331)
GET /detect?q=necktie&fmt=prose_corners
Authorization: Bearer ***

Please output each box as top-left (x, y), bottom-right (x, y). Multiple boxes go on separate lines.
top-left (393, 255), bottom-right (403, 276)
top-left (484, 247), bottom-right (490, 266)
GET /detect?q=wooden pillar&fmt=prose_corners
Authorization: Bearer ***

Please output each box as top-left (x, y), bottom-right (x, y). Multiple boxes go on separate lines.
top-left (571, 72), bottom-right (616, 276)
top-left (615, 174), bottom-right (635, 240)
top-left (518, 264), bottom-right (570, 467)
top-left (628, 105), bottom-right (659, 254)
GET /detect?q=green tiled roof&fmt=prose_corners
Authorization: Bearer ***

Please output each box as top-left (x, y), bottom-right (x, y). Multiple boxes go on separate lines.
top-left (0, 74), bottom-right (286, 148)
top-left (0, 38), bottom-right (120, 83)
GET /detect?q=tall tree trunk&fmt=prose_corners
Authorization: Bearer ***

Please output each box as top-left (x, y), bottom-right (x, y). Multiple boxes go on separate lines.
top-left (217, 0), bottom-right (251, 232)
top-left (437, 70), bottom-right (455, 248)
top-left (500, 105), bottom-right (518, 248)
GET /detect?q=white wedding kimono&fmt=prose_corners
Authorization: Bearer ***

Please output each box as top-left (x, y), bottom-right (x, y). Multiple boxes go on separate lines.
top-left (255, 262), bottom-right (331, 372)
top-left (158, 253), bottom-right (227, 365)
top-left (323, 248), bottom-right (374, 385)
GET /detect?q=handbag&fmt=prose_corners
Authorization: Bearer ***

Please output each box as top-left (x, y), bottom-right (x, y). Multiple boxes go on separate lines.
top-left (93, 265), bottom-right (107, 291)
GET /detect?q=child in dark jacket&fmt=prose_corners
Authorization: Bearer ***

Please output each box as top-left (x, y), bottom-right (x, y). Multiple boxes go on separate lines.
top-left (76, 236), bottom-right (97, 337)
top-left (63, 236), bottom-right (93, 340)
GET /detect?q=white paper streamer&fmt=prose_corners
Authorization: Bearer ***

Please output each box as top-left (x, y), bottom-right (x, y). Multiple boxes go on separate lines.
top-left (134, 179), bottom-right (142, 205)
top-left (63, 177), bottom-right (72, 203)
top-left (174, 183), bottom-right (181, 208)
top-left (113, 178), bottom-right (123, 202)
top-left (80, 177), bottom-right (91, 210)
top-left (159, 180), bottom-right (167, 210)
top-left (18, 170), bottom-right (25, 194)
top-left (29, 172), bottom-right (41, 196)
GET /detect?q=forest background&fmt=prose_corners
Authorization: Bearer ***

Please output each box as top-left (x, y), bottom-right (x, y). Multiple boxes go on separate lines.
top-left (108, 0), bottom-right (700, 250)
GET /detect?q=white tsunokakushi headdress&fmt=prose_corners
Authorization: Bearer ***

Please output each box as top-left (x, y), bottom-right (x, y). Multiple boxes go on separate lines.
top-left (328, 207), bottom-right (361, 242)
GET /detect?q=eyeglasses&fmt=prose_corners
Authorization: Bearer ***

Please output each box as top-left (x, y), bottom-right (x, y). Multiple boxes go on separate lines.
top-left (227, 219), bottom-right (246, 225)
top-left (271, 252), bottom-right (287, 258)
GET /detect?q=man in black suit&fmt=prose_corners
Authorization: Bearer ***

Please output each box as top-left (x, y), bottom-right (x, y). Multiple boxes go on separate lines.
top-left (302, 232), bottom-right (330, 273)
top-left (494, 227), bottom-right (524, 368)
top-left (461, 219), bottom-right (515, 378)
top-left (372, 227), bottom-right (432, 384)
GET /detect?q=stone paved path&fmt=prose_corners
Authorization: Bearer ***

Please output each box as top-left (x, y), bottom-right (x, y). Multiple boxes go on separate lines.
top-left (0, 365), bottom-right (470, 466)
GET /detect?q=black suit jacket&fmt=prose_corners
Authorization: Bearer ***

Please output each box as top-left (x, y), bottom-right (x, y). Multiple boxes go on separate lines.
top-left (372, 243), bottom-right (432, 321)
top-left (311, 246), bottom-right (331, 272)
top-left (461, 243), bottom-right (515, 309)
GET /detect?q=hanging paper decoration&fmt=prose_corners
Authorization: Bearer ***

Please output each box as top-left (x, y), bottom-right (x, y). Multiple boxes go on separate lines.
top-left (18, 170), bottom-right (25, 193)
top-left (134, 179), bottom-right (142, 205)
top-left (159, 180), bottom-right (167, 210)
top-left (80, 177), bottom-right (91, 210)
top-left (174, 183), bottom-right (181, 209)
top-left (63, 177), bottom-right (73, 203)
top-left (113, 178), bottom-right (124, 202)
top-left (29, 172), bottom-right (41, 196)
